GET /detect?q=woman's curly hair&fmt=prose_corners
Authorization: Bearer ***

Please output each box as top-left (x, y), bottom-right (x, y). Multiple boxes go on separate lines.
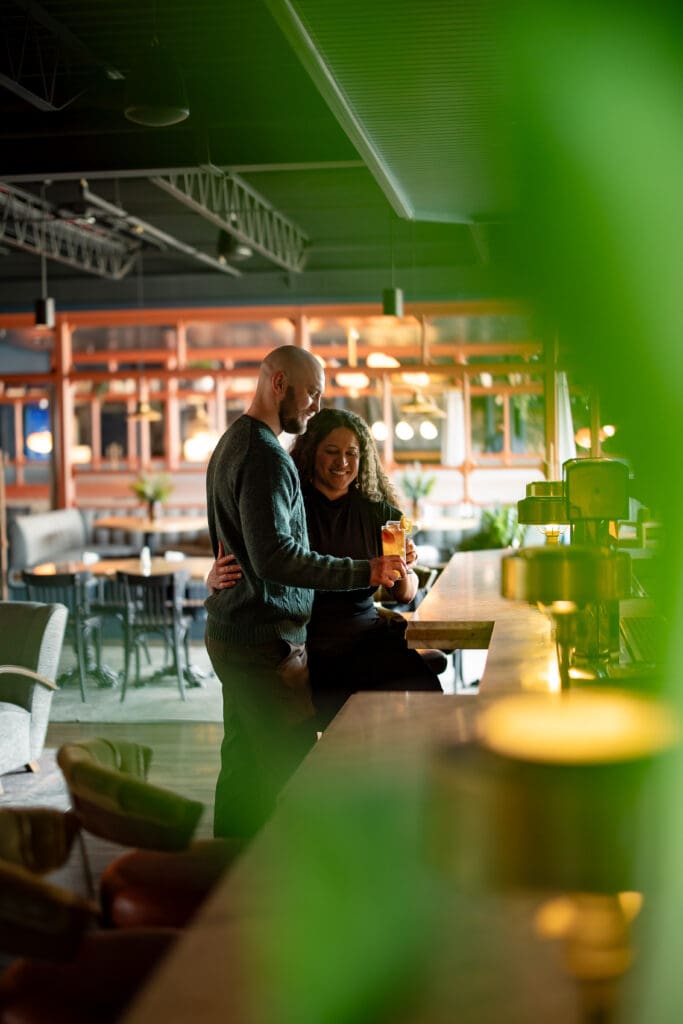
top-left (290, 407), bottom-right (399, 505)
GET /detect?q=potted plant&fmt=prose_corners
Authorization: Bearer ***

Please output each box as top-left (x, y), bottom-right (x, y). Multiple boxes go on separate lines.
top-left (130, 473), bottom-right (173, 520)
top-left (459, 504), bottom-right (526, 551)
top-left (397, 462), bottom-right (437, 522)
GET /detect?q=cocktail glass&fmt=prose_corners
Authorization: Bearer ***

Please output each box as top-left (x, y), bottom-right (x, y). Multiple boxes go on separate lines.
top-left (381, 520), bottom-right (407, 580)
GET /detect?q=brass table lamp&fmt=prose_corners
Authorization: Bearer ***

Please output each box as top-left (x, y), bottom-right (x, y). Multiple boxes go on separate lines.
top-left (502, 546), bottom-right (631, 688)
top-left (518, 480), bottom-right (569, 544)
top-left (427, 689), bottom-right (678, 1024)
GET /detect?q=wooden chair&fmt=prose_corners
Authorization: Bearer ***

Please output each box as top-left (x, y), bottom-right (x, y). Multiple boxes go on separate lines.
top-left (116, 570), bottom-right (191, 701)
top-left (22, 571), bottom-right (103, 702)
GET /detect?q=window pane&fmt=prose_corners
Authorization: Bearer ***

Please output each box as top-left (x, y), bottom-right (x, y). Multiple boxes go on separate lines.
top-left (510, 394), bottom-right (545, 455)
top-left (471, 395), bottom-right (504, 455)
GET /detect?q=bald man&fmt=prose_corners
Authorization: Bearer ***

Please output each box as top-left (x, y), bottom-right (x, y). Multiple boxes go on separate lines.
top-left (206, 345), bottom-right (406, 837)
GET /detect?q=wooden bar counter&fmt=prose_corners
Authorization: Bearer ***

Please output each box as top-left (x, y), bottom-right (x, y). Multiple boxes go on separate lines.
top-left (406, 548), bottom-right (559, 694)
top-left (123, 692), bottom-right (579, 1024)
top-left (123, 556), bottom-right (581, 1024)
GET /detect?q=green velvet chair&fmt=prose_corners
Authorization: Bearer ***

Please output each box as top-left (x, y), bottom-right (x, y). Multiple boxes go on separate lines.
top-left (57, 739), bottom-right (241, 929)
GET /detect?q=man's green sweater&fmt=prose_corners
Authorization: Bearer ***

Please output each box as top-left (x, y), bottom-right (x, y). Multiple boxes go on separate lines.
top-left (205, 415), bottom-right (372, 646)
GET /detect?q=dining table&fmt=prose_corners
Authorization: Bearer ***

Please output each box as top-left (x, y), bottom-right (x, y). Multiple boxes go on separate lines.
top-left (33, 554), bottom-right (214, 688)
top-left (93, 513), bottom-right (209, 553)
top-left (32, 554), bottom-right (213, 582)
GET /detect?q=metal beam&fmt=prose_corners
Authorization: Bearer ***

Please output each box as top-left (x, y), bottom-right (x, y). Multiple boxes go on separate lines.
top-left (80, 182), bottom-right (242, 278)
top-left (0, 183), bottom-right (139, 280)
top-left (150, 167), bottom-right (309, 273)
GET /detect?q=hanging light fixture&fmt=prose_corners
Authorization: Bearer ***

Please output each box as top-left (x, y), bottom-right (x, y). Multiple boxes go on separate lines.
top-left (128, 400), bottom-right (162, 422)
top-left (335, 371), bottom-right (370, 391)
top-left (382, 220), bottom-right (404, 316)
top-left (399, 391), bottom-right (447, 418)
top-left (367, 352), bottom-right (400, 369)
top-left (35, 182), bottom-right (55, 328)
top-left (182, 403), bottom-right (220, 462)
top-left (217, 227), bottom-right (253, 264)
top-left (124, 36), bottom-right (189, 127)
top-left (382, 287), bottom-right (404, 317)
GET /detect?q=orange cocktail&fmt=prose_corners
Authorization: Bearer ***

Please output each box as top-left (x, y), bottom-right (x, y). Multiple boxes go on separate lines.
top-left (381, 520), bottom-right (407, 559)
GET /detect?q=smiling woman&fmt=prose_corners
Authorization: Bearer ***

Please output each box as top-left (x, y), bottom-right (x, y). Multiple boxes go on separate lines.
top-left (290, 408), bottom-right (443, 726)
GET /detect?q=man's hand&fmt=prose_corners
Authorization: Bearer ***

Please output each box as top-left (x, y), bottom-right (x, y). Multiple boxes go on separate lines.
top-left (369, 555), bottom-right (407, 588)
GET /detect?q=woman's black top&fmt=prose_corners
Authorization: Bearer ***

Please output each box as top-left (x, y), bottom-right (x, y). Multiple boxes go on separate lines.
top-left (303, 484), bottom-right (400, 654)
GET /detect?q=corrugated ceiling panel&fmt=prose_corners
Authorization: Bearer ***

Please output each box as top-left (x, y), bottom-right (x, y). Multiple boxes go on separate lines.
top-left (267, 0), bottom-right (515, 223)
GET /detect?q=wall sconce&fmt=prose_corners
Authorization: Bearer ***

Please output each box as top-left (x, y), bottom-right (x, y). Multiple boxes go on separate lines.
top-left (25, 430), bottom-right (53, 455)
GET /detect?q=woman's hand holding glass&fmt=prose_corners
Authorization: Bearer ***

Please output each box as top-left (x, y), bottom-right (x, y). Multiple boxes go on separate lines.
top-left (206, 540), bottom-right (243, 593)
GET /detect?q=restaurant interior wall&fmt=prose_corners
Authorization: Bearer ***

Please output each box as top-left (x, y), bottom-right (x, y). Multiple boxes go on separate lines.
top-left (0, 301), bottom-right (556, 522)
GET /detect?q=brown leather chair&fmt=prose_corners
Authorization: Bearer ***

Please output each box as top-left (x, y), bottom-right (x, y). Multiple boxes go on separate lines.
top-left (0, 807), bottom-right (178, 1024)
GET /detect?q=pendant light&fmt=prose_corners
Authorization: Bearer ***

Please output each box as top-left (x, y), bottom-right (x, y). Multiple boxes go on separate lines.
top-left (35, 182), bottom-right (55, 328)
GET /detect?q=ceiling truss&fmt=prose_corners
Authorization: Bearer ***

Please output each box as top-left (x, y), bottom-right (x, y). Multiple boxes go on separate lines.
top-left (151, 167), bottom-right (309, 273)
top-left (0, 183), bottom-right (139, 280)
top-left (0, 0), bottom-right (122, 112)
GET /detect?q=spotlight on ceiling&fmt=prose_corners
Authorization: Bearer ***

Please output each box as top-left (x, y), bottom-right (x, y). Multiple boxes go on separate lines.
top-left (124, 38), bottom-right (190, 127)
top-left (217, 229), bottom-right (253, 264)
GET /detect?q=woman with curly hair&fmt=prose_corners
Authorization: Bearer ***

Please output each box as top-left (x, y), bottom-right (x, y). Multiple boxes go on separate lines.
top-left (209, 407), bottom-right (441, 728)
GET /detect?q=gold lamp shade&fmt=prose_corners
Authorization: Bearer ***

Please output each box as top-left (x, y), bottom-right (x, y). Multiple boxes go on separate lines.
top-left (517, 480), bottom-right (567, 526)
top-left (427, 689), bottom-right (677, 895)
top-left (501, 545), bottom-right (631, 609)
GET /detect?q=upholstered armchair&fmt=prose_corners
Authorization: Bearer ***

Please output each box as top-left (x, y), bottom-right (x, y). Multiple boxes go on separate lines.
top-left (57, 739), bottom-right (241, 929)
top-left (0, 601), bottom-right (67, 789)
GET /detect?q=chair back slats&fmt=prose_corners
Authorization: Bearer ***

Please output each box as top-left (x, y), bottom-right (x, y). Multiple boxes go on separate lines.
top-left (22, 570), bottom-right (92, 620)
top-left (115, 570), bottom-right (190, 701)
top-left (21, 571), bottom-right (101, 702)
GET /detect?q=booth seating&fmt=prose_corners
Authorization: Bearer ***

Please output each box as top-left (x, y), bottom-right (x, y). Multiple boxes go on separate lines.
top-left (57, 739), bottom-right (242, 929)
top-left (8, 509), bottom-right (138, 574)
top-left (8, 506), bottom-right (210, 576)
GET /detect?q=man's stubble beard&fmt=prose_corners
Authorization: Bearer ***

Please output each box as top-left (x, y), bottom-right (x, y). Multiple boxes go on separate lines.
top-left (278, 386), bottom-right (308, 435)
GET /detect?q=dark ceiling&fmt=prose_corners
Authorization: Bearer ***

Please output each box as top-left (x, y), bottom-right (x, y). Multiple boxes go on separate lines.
top-left (0, 0), bottom-right (519, 312)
